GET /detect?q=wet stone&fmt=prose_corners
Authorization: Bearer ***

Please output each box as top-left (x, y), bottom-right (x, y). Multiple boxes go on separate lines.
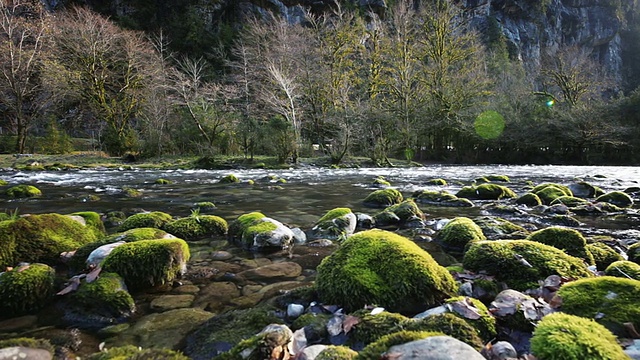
top-left (0, 315), bottom-right (38, 333)
top-left (193, 281), bottom-right (241, 310)
top-left (172, 284), bottom-right (201, 294)
top-left (150, 295), bottom-right (195, 312)
top-left (238, 262), bottom-right (303, 282)
top-left (210, 250), bottom-right (234, 261)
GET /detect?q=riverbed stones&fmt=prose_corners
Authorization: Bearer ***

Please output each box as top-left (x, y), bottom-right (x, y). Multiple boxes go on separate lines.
top-left (456, 183), bottom-right (516, 200)
top-left (150, 294), bottom-right (195, 312)
top-left (193, 281), bottom-right (241, 311)
top-left (384, 335), bottom-right (486, 360)
top-left (238, 262), bottom-right (302, 282)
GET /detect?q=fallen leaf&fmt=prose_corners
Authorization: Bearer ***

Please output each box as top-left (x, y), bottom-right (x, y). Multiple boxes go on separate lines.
top-left (381, 352), bottom-right (403, 360)
top-left (449, 297), bottom-right (482, 320)
top-left (57, 277), bottom-right (81, 295)
top-left (342, 315), bottom-right (361, 334)
top-left (16, 265), bottom-right (30, 272)
top-left (86, 265), bottom-right (102, 283)
top-left (548, 294), bottom-right (563, 309)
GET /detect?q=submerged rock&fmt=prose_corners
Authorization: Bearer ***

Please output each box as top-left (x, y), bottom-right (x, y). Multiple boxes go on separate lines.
top-left (310, 208), bottom-right (357, 240)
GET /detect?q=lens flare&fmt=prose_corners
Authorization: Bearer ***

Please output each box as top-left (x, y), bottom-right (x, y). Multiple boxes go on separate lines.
top-left (546, 99), bottom-right (554, 107)
top-left (474, 110), bottom-right (505, 140)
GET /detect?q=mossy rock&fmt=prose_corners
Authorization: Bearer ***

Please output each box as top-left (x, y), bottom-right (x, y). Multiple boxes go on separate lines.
top-left (0, 212), bottom-right (11, 222)
top-left (213, 324), bottom-right (292, 360)
top-left (375, 199), bottom-right (425, 226)
top-left (399, 313), bottom-right (484, 350)
top-left (6, 184), bottom-right (42, 198)
top-left (586, 242), bottom-right (624, 271)
top-left (478, 175), bottom-right (510, 182)
top-left (550, 196), bottom-right (588, 207)
top-left (87, 345), bottom-right (189, 360)
top-left (228, 213), bottom-right (293, 251)
top-left (104, 211), bottom-right (127, 228)
top-left (436, 217), bottom-right (486, 255)
top-left (71, 272), bottom-right (135, 319)
top-left (557, 276), bottom-right (640, 337)
top-left (184, 306), bottom-right (283, 360)
top-left (316, 229), bottom-right (458, 313)
top-left (0, 337), bottom-right (54, 353)
top-left (0, 263), bottom-right (55, 317)
top-left (119, 211), bottom-right (173, 232)
top-left (316, 345), bottom-right (358, 360)
top-left (455, 184), bottom-right (516, 200)
top-left (356, 330), bottom-right (442, 360)
top-left (0, 213), bottom-right (99, 268)
top-left (373, 177), bottom-right (391, 187)
top-left (596, 191), bottom-right (633, 208)
top-left (526, 227), bottom-right (594, 264)
top-left (472, 216), bottom-right (528, 240)
top-left (569, 181), bottom-right (605, 198)
top-left (628, 242), bottom-right (640, 264)
top-left (193, 202), bottom-right (216, 211)
top-left (413, 190), bottom-right (473, 207)
top-left (604, 260), bottom-right (640, 280)
top-left (163, 215), bottom-right (228, 241)
top-left (425, 178), bottom-right (447, 186)
top-left (69, 228), bottom-right (174, 272)
top-left (350, 310), bottom-right (409, 344)
top-left (530, 312), bottom-right (629, 360)
top-left (219, 174), bottom-right (240, 184)
top-left (101, 239), bottom-right (190, 291)
top-left (443, 296), bottom-right (496, 342)
top-left (362, 188), bottom-right (403, 208)
top-left (71, 211), bottom-right (107, 239)
top-left (312, 207), bottom-right (357, 239)
top-left (155, 178), bottom-right (173, 185)
top-left (228, 212), bottom-right (266, 239)
top-left (0, 179), bottom-right (8, 186)
top-left (463, 240), bottom-right (592, 291)
top-left (122, 187), bottom-right (142, 198)
top-left (290, 312), bottom-right (330, 336)
top-left (515, 193), bottom-right (542, 206)
top-left (533, 184), bottom-right (572, 205)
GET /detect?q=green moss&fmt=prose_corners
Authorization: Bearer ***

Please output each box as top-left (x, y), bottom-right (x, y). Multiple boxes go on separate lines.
top-left (362, 188), bottom-right (403, 208)
top-left (373, 177), bottom-right (391, 187)
top-left (219, 174), bottom-right (240, 184)
top-left (119, 211), bottom-right (173, 232)
top-left (444, 296), bottom-right (496, 342)
top-left (318, 208), bottom-right (352, 223)
top-left (436, 217), bottom-right (486, 254)
top-left (463, 240), bottom-right (592, 291)
top-left (241, 221), bottom-right (278, 247)
top-left (557, 276), bottom-right (640, 337)
top-left (533, 184), bottom-right (572, 205)
top-left (163, 215), bottom-right (228, 241)
top-left (316, 229), bottom-right (458, 313)
top-left (484, 174), bottom-right (510, 182)
top-left (530, 313), bottom-right (629, 360)
top-left (0, 263), bottom-right (55, 317)
top-left (72, 272), bottom-right (135, 316)
top-left (87, 345), bottom-right (189, 360)
top-left (604, 260), bottom-right (640, 280)
top-left (456, 183), bottom-right (516, 200)
top-left (399, 313), bottom-right (484, 350)
top-left (516, 192), bottom-right (542, 206)
top-left (71, 211), bottom-right (107, 239)
top-left (0, 213), bottom-right (99, 268)
top-left (413, 190), bottom-right (457, 202)
top-left (425, 178), bottom-right (447, 186)
top-left (155, 178), bottom-right (173, 185)
top-left (0, 338), bottom-right (54, 353)
top-left (6, 184), bottom-right (42, 198)
top-left (316, 346), bottom-right (358, 360)
top-left (550, 196), bottom-right (588, 207)
top-left (228, 212), bottom-right (266, 239)
top-left (314, 207), bottom-right (355, 238)
top-left (587, 242), bottom-right (624, 271)
top-left (473, 216), bottom-right (528, 239)
top-left (290, 313), bottom-right (330, 335)
top-left (0, 179), bottom-right (8, 186)
top-left (193, 201), bottom-right (216, 211)
top-left (596, 191), bottom-right (633, 208)
top-left (629, 242), bottom-right (640, 264)
top-left (532, 183), bottom-right (573, 196)
top-left (122, 187), bottom-right (142, 198)
top-left (350, 310), bottom-right (409, 344)
top-left (356, 330), bottom-right (442, 360)
top-left (526, 227), bottom-right (594, 264)
top-left (101, 239), bottom-right (190, 291)
top-left (382, 199), bottom-right (424, 223)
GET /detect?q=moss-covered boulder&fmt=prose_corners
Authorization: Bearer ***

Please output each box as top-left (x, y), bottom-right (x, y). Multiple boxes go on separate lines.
top-left (455, 184), bottom-right (516, 200)
top-left (442, 296), bottom-right (496, 342)
top-left (463, 240), bottom-right (592, 291)
top-left (557, 276), bottom-right (640, 337)
top-left (533, 183), bottom-right (572, 205)
top-left (596, 191), bottom-right (633, 208)
top-left (357, 330), bottom-right (443, 360)
top-left (425, 178), bottom-right (447, 186)
top-left (530, 313), bottom-right (629, 360)
top-left (515, 192), bottom-right (542, 206)
top-left (316, 345), bottom-right (358, 360)
top-left (362, 188), bottom-right (403, 208)
top-left (374, 199), bottom-right (425, 227)
top-left (350, 310), bottom-right (409, 344)
top-left (526, 227), bottom-right (594, 264)
top-left (155, 178), bottom-right (173, 185)
top-left (228, 212), bottom-right (294, 251)
top-left (0, 213), bottom-right (100, 268)
top-left (71, 211), bottom-right (107, 239)
top-left (214, 324), bottom-right (293, 360)
top-left (193, 201), bottom-right (216, 211)
top-left (628, 242), bottom-right (640, 264)
top-left (101, 239), bottom-right (190, 290)
top-left (119, 211), bottom-right (173, 232)
top-left (0, 263), bottom-right (55, 318)
top-left (163, 215), bottom-right (228, 241)
top-left (400, 313), bottom-right (484, 350)
top-left (6, 184), bottom-right (41, 198)
top-left (219, 174), bottom-right (240, 184)
top-left (587, 242), bottom-right (624, 271)
top-left (0, 337), bottom-right (55, 354)
top-left (372, 176), bottom-right (391, 188)
top-left (87, 345), bottom-right (189, 360)
top-left (316, 229), bottom-right (458, 313)
top-left (412, 190), bottom-right (473, 207)
top-left (436, 217), bottom-right (486, 255)
top-left (311, 207), bottom-right (357, 240)
top-left (550, 196), bottom-right (588, 207)
top-left (569, 181), bottom-right (605, 198)
top-left (473, 216), bottom-right (528, 240)
top-left (604, 260), bottom-right (640, 280)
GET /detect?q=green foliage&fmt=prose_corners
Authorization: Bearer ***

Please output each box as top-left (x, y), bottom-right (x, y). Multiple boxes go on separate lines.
top-left (557, 276), bottom-right (640, 337)
top-left (604, 260), bottom-right (640, 280)
top-left (101, 239), bottom-right (190, 290)
top-left (455, 184), bottom-right (516, 200)
top-left (587, 242), bottom-right (624, 271)
top-left (38, 120), bottom-right (74, 154)
top-left (350, 310), bottom-right (409, 344)
top-left (163, 215), bottom-right (228, 240)
top-left (530, 313), bottom-right (629, 360)
top-left (87, 345), bottom-right (189, 360)
top-left (436, 217), bottom-right (486, 254)
top-left (6, 184), bottom-right (41, 198)
top-left (72, 272), bottom-right (135, 316)
top-left (362, 188), bottom-right (404, 207)
top-left (356, 330), bottom-right (443, 360)
top-left (316, 346), bottom-right (358, 360)
top-left (0, 338), bottom-right (54, 353)
top-left (119, 211), bottom-right (173, 232)
top-left (0, 263), bottom-right (55, 317)
top-left (463, 240), bottom-right (592, 290)
top-left (316, 229), bottom-right (458, 313)
top-left (526, 227), bottom-right (594, 264)
top-left (596, 191), bottom-right (633, 208)
top-left (399, 313), bottom-right (484, 350)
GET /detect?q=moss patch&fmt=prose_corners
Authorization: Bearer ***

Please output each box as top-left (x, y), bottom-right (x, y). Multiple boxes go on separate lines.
top-left (587, 242), bottom-right (624, 271)
top-left (456, 184), bottom-right (516, 200)
top-left (87, 345), bottom-right (189, 360)
top-left (550, 196), bottom-right (588, 207)
top-left (6, 184), bottom-right (42, 198)
top-left (463, 240), bottom-right (592, 291)
top-left (436, 217), bottom-right (486, 254)
top-left (533, 184), bottom-right (572, 205)
top-left (628, 242), bottom-right (640, 264)
top-left (316, 346), bottom-right (358, 360)
top-left (596, 191), bottom-right (633, 208)
top-left (381, 199), bottom-right (424, 223)
top-left (473, 216), bottom-right (528, 240)
top-left (400, 313), bottom-right (484, 350)
top-left (72, 272), bottom-right (135, 317)
top-left (530, 313), bottom-right (629, 360)
top-left (362, 188), bottom-right (403, 208)
top-left (119, 211), bottom-right (173, 232)
top-left (604, 260), bottom-right (640, 280)
top-left (357, 330), bottom-right (442, 360)
top-left (425, 178), bottom-right (447, 186)
top-left (163, 215), bottom-right (228, 241)
top-left (0, 263), bottom-right (55, 317)
top-left (228, 212), bottom-right (265, 239)
top-left (71, 211), bottom-right (107, 239)
top-left (526, 227), bottom-right (594, 264)
top-left (444, 296), bottom-right (496, 342)
top-left (516, 192), bottom-right (542, 206)
top-left (316, 229), bottom-right (458, 313)
top-left (350, 310), bottom-right (409, 344)
top-left (0, 338), bottom-right (54, 354)
top-left (219, 174), bottom-right (240, 184)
